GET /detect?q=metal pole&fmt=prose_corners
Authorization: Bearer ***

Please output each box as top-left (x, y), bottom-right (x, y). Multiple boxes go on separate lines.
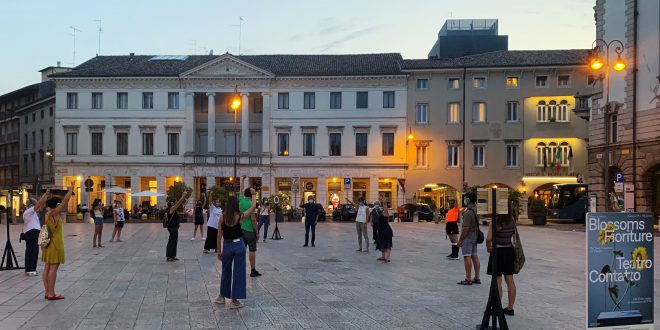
top-left (234, 106), bottom-right (238, 195)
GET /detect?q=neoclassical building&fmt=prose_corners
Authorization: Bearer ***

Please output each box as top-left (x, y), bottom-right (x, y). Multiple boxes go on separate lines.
top-left (50, 53), bottom-right (408, 212)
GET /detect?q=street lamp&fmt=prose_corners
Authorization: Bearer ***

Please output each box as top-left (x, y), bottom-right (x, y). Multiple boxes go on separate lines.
top-left (230, 86), bottom-right (242, 195)
top-left (590, 39), bottom-right (626, 211)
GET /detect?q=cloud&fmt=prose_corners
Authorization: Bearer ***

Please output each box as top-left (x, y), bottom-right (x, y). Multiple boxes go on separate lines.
top-left (319, 25), bottom-right (379, 51)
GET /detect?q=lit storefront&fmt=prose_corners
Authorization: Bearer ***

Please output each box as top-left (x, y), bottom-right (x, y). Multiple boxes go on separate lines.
top-left (416, 183), bottom-right (460, 210)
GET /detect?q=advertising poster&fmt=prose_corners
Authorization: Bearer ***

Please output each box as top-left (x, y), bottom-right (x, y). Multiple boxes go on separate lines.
top-left (476, 188), bottom-right (490, 215)
top-left (586, 212), bottom-right (654, 329)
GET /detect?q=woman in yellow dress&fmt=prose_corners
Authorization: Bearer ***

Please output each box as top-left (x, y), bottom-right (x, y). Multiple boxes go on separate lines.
top-left (41, 186), bottom-right (74, 300)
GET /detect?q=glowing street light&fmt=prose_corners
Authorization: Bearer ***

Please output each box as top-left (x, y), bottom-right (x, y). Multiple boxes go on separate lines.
top-left (613, 55), bottom-right (626, 71)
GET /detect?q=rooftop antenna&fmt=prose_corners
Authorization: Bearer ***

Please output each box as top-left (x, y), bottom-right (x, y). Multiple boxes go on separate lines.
top-left (69, 26), bottom-right (81, 66)
top-left (94, 18), bottom-right (102, 55)
top-left (232, 17), bottom-right (244, 55)
top-left (190, 40), bottom-right (197, 55)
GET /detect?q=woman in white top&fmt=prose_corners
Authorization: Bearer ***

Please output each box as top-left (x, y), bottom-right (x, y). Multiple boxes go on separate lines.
top-left (257, 200), bottom-right (271, 243)
top-left (203, 191), bottom-right (223, 253)
top-left (110, 196), bottom-right (126, 242)
top-left (346, 198), bottom-right (370, 252)
top-left (22, 189), bottom-right (49, 276)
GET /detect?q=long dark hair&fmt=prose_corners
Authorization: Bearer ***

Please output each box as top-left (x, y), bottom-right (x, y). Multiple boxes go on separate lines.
top-left (223, 196), bottom-right (240, 227)
top-left (497, 200), bottom-right (516, 228)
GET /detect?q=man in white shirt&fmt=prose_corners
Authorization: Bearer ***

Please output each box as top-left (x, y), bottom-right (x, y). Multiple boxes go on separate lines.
top-left (22, 189), bottom-right (49, 276)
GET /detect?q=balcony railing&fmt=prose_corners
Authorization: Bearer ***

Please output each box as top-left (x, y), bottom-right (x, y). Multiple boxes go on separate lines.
top-left (524, 167), bottom-right (579, 177)
top-left (0, 132), bottom-right (19, 144)
top-left (0, 155), bottom-right (19, 165)
top-left (572, 95), bottom-right (592, 121)
top-left (184, 153), bottom-right (263, 166)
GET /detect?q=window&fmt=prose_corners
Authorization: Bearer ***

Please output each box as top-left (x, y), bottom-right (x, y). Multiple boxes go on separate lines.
top-left (473, 77), bottom-right (486, 89)
top-left (117, 93), bottom-right (128, 109)
top-left (31, 131), bottom-right (35, 148)
top-left (303, 92), bottom-right (315, 109)
top-left (23, 156), bottom-right (28, 176)
top-left (535, 76), bottom-right (548, 87)
top-left (92, 92), bottom-right (103, 109)
top-left (506, 76), bottom-right (519, 89)
top-left (536, 142), bottom-right (546, 166)
top-left (448, 103), bottom-right (460, 124)
top-left (66, 93), bottom-right (78, 109)
top-left (91, 132), bottom-right (103, 155)
top-left (355, 133), bottom-right (367, 156)
top-left (142, 92), bottom-right (153, 109)
top-left (277, 133), bottom-right (289, 156)
top-left (356, 92), bottom-right (368, 109)
top-left (253, 98), bottom-right (263, 113)
top-left (329, 133), bottom-right (342, 156)
top-left (448, 78), bottom-right (460, 90)
top-left (66, 133), bottom-right (77, 155)
top-left (609, 114), bottom-right (618, 143)
top-left (587, 75), bottom-right (597, 86)
top-left (168, 92), bottom-right (179, 109)
top-left (24, 133), bottom-right (27, 149)
top-left (447, 145), bottom-right (459, 167)
top-left (303, 133), bottom-right (315, 156)
top-left (40, 110), bottom-right (44, 119)
top-left (536, 101), bottom-right (547, 122)
top-left (383, 91), bottom-right (395, 108)
top-left (416, 79), bottom-right (428, 90)
top-left (382, 133), bottom-right (394, 156)
top-left (416, 146), bottom-right (428, 167)
top-left (548, 100), bottom-right (558, 121)
top-left (277, 93), bottom-right (289, 109)
top-left (416, 103), bottom-right (429, 124)
top-left (24, 116), bottom-right (27, 124)
top-left (49, 127), bottom-right (53, 144)
top-left (473, 145), bottom-right (485, 167)
top-left (40, 129), bottom-right (44, 147)
top-left (558, 75), bottom-right (571, 87)
top-left (168, 133), bottom-right (179, 155)
top-left (32, 113), bottom-right (36, 122)
top-left (506, 101), bottom-right (519, 122)
top-left (116, 133), bottom-right (128, 155)
top-left (559, 142), bottom-right (570, 165)
top-left (330, 92), bottom-right (342, 109)
top-left (557, 100), bottom-right (569, 122)
top-left (142, 133), bottom-right (153, 155)
top-left (506, 145), bottom-right (519, 167)
top-left (472, 102), bottom-right (487, 123)
top-left (49, 107), bottom-right (53, 116)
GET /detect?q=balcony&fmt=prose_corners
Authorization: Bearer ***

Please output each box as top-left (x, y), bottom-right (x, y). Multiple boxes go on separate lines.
top-left (524, 167), bottom-right (579, 178)
top-left (0, 132), bottom-right (19, 144)
top-left (572, 95), bottom-right (592, 121)
top-left (184, 153), bottom-right (263, 166)
top-left (0, 178), bottom-right (20, 188)
top-left (0, 155), bottom-right (19, 165)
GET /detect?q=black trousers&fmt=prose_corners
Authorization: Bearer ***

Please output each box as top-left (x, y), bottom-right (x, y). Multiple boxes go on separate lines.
top-left (204, 226), bottom-right (218, 251)
top-left (24, 229), bottom-right (40, 272)
top-left (167, 228), bottom-right (178, 258)
top-left (305, 221), bottom-right (316, 245)
top-left (372, 222), bottom-right (379, 242)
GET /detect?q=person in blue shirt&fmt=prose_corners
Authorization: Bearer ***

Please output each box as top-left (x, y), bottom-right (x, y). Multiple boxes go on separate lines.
top-left (301, 196), bottom-right (320, 247)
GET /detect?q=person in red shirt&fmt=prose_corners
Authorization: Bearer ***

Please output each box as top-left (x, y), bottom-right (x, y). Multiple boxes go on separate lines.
top-left (445, 200), bottom-right (460, 260)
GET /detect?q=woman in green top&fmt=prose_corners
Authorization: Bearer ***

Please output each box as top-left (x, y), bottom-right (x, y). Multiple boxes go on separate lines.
top-left (41, 186), bottom-right (74, 300)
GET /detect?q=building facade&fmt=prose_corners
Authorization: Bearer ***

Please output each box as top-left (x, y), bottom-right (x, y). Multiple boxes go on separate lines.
top-left (401, 50), bottom-right (592, 211)
top-left (588, 0), bottom-right (660, 218)
top-left (50, 53), bottom-right (408, 213)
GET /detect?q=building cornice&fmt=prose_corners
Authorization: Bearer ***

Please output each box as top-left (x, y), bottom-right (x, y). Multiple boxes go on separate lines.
top-left (402, 64), bottom-right (587, 73)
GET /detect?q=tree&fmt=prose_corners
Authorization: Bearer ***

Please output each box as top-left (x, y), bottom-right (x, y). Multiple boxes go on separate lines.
top-left (207, 185), bottom-right (229, 209)
top-left (166, 181), bottom-right (193, 212)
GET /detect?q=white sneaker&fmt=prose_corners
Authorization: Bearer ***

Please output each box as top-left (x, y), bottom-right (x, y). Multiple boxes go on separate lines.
top-left (214, 296), bottom-right (225, 304)
top-left (26, 271), bottom-right (38, 276)
top-left (203, 250), bottom-right (210, 254)
top-left (201, 236), bottom-right (205, 240)
top-left (191, 237), bottom-right (195, 241)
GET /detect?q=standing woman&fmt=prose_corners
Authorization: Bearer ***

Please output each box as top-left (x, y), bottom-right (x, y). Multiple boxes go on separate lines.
top-left (486, 203), bottom-right (518, 316)
top-left (92, 199), bottom-right (105, 248)
top-left (42, 186), bottom-right (74, 300)
top-left (110, 196), bottom-right (125, 242)
top-left (204, 191), bottom-right (223, 254)
top-left (374, 196), bottom-right (393, 262)
top-left (166, 191), bottom-right (188, 262)
top-left (257, 200), bottom-right (270, 243)
top-left (216, 188), bottom-right (257, 309)
top-left (192, 201), bottom-right (205, 241)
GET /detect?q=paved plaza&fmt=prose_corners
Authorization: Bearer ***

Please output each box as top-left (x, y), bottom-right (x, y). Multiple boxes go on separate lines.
top-left (0, 220), bottom-right (658, 329)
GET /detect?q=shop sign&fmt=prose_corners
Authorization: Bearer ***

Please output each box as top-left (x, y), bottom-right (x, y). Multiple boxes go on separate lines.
top-left (624, 184), bottom-right (634, 212)
top-left (586, 212), bottom-right (654, 329)
top-left (344, 178), bottom-right (351, 189)
top-left (615, 182), bottom-right (624, 193)
top-left (305, 182), bottom-right (314, 191)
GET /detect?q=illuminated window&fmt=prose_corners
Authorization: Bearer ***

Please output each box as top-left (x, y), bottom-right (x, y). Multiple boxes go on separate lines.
top-left (416, 146), bottom-right (428, 168)
top-left (278, 133), bottom-right (289, 156)
top-left (448, 78), bottom-right (460, 90)
top-left (472, 102), bottom-right (487, 123)
top-left (448, 103), bottom-right (460, 123)
top-left (506, 76), bottom-right (519, 89)
top-left (473, 77), bottom-right (486, 89)
top-left (557, 100), bottom-right (569, 122)
top-left (536, 101), bottom-right (547, 122)
top-left (536, 142), bottom-right (546, 166)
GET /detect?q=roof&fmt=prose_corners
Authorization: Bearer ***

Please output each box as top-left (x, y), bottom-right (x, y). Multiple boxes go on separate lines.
top-left (402, 49), bottom-right (590, 70)
top-left (0, 81), bottom-right (55, 104)
top-left (50, 53), bottom-right (405, 78)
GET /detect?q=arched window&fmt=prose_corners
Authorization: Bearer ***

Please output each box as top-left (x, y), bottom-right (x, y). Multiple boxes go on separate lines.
top-left (558, 100), bottom-right (569, 122)
top-left (548, 100), bottom-right (557, 121)
top-left (537, 101), bottom-right (547, 122)
top-left (560, 142), bottom-right (570, 165)
top-left (548, 142), bottom-right (558, 166)
top-left (536, 142), bottom-right (546, 166)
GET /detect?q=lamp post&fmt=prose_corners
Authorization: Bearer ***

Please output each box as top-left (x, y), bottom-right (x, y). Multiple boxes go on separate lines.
top-left (589, 39), bottom-right (625, 211)
top-left (230, 87), bottom-right (242, 195)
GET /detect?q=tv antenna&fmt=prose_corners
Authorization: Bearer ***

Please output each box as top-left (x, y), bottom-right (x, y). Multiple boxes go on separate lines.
top-left (69, 26), bottom-right (81, 66)
top-left (94, 19), bottom-right (102, 55)
top-left (232, 17), bottom-right (244, 55)
top-left (190, 40), bottom-right (197, 55)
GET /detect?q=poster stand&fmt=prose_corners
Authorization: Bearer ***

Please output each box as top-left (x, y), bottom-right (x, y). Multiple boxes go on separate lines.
top-left (1, 208), bottom-right (23, 271)
top-left (270, 196), bottom-right (283, 240)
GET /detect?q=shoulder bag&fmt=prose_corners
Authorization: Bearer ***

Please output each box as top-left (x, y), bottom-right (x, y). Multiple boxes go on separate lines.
top-left (513, 224), bottom-right (525, 274)
top-left (38, 221), bottom-right (51, 248)
top-left (467, 208), bottom-right (485, 244)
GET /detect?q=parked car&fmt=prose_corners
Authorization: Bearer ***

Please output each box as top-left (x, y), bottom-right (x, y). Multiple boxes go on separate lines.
top-left (332, 204), bottom-right (357, 221)
top-left (397, 204), bottom-right (434, 222)
top-left (318, 205), bottom-right (326, 221)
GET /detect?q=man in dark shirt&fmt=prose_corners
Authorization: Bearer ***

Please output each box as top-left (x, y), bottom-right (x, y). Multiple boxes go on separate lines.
top-left (301, 196), bottom-right (319, 247)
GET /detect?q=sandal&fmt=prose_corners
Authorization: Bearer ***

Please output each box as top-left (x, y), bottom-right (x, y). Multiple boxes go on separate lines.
top-left (46, 294), bottom-right (64, 300)
top-left (472, 278), bottom-right (481, 284)
top-left (457, 279), bottom-right (473, 285)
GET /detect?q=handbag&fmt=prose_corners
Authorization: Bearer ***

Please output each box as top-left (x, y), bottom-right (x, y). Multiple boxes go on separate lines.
top-left (513, 225), bottom-right (525, 274)
top-left (467, 208), bottom-right (485, 244)
top-left (38, 224), bottom-right (51, 248)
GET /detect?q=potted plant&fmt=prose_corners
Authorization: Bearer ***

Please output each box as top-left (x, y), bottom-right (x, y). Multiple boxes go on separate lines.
top-left (529, 199), bottom-right (548, 225)
top-left (166, 181), bottom-right (193, 222)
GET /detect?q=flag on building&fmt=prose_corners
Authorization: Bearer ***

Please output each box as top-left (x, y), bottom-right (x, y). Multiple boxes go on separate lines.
top-left (543, 148), bottom-right (547, 171)
top-left (568, 146), bottom-right (574, 173)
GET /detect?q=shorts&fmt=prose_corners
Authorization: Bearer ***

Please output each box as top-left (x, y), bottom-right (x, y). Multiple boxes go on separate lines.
top-left (115, 221), bottom-right (124, 228)
top-left (242, 230), bottom-right (257, 252)
top-left (446, 221), bottom-right (459, 235)
top-left (194, 217), bottom-right (204, 225)
top-left (94, 217), bottom-right (104, 226)
top-left (461, 238), bottom-right (478, 256)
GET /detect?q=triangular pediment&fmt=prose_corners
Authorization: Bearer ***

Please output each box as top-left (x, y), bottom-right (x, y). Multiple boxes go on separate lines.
top-left (181, 54), bottom-right (274, 78)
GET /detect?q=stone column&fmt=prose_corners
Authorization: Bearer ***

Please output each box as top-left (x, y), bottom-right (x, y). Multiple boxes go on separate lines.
top-left (261, 93), bottom-right (271, 155)
top-left (206, 92), bottom-right (216, 153)
top-left (156, 175), bottom-right (166, 207)
top-left (130, 176), bottom-right (140, 211)
top-left (185, 92), bottom-right (195, 153)
top-left (240, 93), bottom-right (250, 154)
top-left (369, 175), bottom-right (379, 204)
top-left (105, 174), bottom-right (113, 205)
top-left (317, 175), bottom-right (327, 212)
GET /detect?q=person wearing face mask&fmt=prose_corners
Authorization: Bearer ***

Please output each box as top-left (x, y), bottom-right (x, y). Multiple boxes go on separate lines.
top-left (346, 198), bottom-right (370, 252)
top-left (301, 196), bottom-right (319, 247)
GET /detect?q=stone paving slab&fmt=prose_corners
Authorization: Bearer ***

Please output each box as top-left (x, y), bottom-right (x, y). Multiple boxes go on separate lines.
top-left (0, 221), bottom-right (659, 329)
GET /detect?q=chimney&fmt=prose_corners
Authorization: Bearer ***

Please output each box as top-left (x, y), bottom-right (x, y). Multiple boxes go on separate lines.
top-left (57, 61), bottom-right (61, 67)
top-left (209, 49), bottom-right (213, 55)
top-left (129, 53), bottom-right (135, 57)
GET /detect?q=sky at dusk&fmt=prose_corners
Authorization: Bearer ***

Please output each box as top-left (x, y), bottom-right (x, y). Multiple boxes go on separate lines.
top-left (0, 0), bottom-right (596, 94)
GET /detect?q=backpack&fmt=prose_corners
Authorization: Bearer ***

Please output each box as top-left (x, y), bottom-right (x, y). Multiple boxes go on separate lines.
top-left (465, 208), bottom-right (484, 244)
